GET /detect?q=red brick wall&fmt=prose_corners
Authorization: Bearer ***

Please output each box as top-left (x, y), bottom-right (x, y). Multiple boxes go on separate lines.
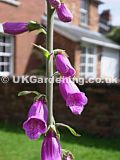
top-left (54, 32), bottom-right (78, 67)
top-left (0, 0), bottom-right (45, 75)
top-left (0, 81), bottom-right (120, 137)
top-left (89, 0), bottom-right (99, 31)
top-left (0, 0), bottom-right (100, 75)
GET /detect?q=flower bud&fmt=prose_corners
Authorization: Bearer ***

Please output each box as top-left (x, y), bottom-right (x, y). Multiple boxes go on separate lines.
top-left (55, 53), bottom-right (76, 77)
top-left (56, 3), bottom-right (73, 22)
top-left (0, 21), bottom-right (42, 35)
top-left (49, 0), bottom-right (61, 8)
top-left (41, 130), bottom-right (62, 160)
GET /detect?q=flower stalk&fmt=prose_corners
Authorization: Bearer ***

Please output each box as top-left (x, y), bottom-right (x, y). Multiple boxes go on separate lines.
top-left (46, 0), bottom-right (55, 126)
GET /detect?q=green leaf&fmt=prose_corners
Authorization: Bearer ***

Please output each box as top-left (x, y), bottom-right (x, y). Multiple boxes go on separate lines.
top-left (33, 44), bottom-right (50, 58)
top-left (56, 123), bottom-right (81, 137)
top-left (18, 91), bottom-right (40, 97)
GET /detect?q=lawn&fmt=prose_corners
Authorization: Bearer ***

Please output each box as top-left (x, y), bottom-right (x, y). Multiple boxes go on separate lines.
top-left (0, 123), bottom-right (120, 160)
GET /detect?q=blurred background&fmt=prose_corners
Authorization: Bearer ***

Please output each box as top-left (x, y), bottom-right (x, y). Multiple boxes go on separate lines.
top-left (0, 0), bottom-right (120, 160)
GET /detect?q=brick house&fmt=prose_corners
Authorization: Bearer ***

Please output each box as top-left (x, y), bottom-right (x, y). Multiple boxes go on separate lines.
top-left (46, 0), bottom-right (120, 79)
top-left (0, 0), bottom-right (45, 76)
top-left (43, 0), bottom-right (120, 79)
top-left (0, 0), bottom-right (120, 79)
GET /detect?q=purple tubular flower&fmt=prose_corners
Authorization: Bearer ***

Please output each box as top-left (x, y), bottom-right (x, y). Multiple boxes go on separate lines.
top-left (56, 54), bottom-right (76, 77)
top-left (49, 0), bottom-right (61, 8)
top-left (56, 3), bottom-right (73, 22)
top-left (41, 130), bottom-right (62, 160)
top-left (3, 22), bottom-right (29, 35)
top-left (23, 100), bottom-right (48, 140)
top-left (59, 78), bottom-right (88, 115)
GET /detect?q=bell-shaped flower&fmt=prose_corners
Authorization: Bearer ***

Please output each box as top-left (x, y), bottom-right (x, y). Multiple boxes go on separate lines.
top-left (41, 130), bottom-right (62, 160)
top-left (0, 21), bottom-right (42, 35)
top-left (56, 3), bottom-right (73, 22)
top-left (59, 78), bottom-right (88, 115)
top-left (49, 0), bottom-right (61, 8)
top-left (23, 100), bottom-right (48, 140)
top-left (55, 54), bottom-right (76, 77)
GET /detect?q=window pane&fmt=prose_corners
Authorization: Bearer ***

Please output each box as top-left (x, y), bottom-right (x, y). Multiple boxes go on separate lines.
top-left (5, 36), bottom-right (11, 43)
top-left (4, 57), bottom-right (9, 63)
top-left (5, 46), bottom-right (11, 53)
top-left (81, 47), bottom-right (86, 54)
top-left (81, 12), bottom-right (87, 24)
top-left (0, 35), bottom-right (4, 42)
top-left (80, 56), bottom-right (86, 63)
top-left (88, 67), bottom-right (93, 72)
top-left (0, 34), bottom-right (14, 75)
top-left (81, 66), bottom-right (85, 72)
top-left (88, 47), bottom-right (94, 54)
top-left (1, 65), bottom-right (4, 72)
top-left (88, 57), bottom-right (93, 63)
top-left (1, 56), bottom-right (4, 62)
top-left (0, 46), bottom-right (3, 52)
top-left (4, 65), bottom-right (9, 72)
top-left (81, 0), bottom-right (88, 10)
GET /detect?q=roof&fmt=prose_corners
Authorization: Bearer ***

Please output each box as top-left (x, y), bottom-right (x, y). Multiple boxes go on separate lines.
top-left (42, 17), bottom-right (120, 50)
top-left (94, 0), bottom-right (104, 4)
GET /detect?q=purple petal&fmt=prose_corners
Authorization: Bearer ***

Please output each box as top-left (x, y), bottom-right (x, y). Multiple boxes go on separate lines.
top-left (69, 105), bottom-right (84, 115)
top-left (56, 54), bottom-right (76, 77)
top-left (3, 22), bottom-right (28, 35)
top-left (23, 100), bottom-right (48, 140)
top-left (23, 117), bottom-right (47, 140)
top-left (59, 78), bottom-right (88, 115)
top-left (56, 3), bottom-right (73, 22)
top-left (49, 0), bottom-right (61, 8)
top-left (41, 130), bottom-right (62, 160)
top-left (66, 93), bottom-right (88, 107)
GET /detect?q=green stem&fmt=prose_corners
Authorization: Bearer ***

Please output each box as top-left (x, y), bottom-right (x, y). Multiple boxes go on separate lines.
top-left (46, 1), bottom-right (54, 125)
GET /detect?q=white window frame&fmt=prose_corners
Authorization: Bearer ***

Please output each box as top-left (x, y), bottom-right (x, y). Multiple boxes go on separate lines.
top-left (1, 0), bottom-right (20, 6)
top-left (0, 34), bottom-right (14, 76)
top-left (80, 44), bottom-right (97, 79)
top-left (80, 0), bottom-right (89, 26)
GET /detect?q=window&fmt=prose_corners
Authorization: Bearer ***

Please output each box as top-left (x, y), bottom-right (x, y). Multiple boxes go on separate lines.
top-left (0, 34), bottom-right (14, 76)
top-left (80, 0), bottom-right (89, 25)
top-left (80, 45), bottom-right (97, 78)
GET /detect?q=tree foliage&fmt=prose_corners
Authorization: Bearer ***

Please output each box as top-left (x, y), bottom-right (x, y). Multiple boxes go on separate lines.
top-left (107, 27), bottom-right (120, 44)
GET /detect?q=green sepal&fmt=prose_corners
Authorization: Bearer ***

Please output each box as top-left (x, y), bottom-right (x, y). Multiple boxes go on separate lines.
top-left (53, 49), bottom-right (69, 57)
top-left (18, 91), bottom-right (40, 97)
top-left (34, 94), bottom-right (47, 102)
top-left (33, 44), bottom-right (50, 58)
top-left (28, 21), bottom-right (46, 34)
top-left (62, 149), bottom-right (74, 160)
top-left (53, 71), bottom-right (60, 77)
top-left (37, 28), bottom-right (47, 35)
top-left (56, 123), bottom-right (81, 137)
